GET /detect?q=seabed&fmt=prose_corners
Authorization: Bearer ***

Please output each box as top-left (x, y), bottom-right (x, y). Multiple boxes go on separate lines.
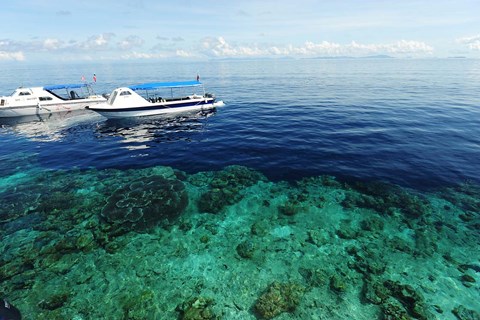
top-left (1, 162), bottom-right (479, 319)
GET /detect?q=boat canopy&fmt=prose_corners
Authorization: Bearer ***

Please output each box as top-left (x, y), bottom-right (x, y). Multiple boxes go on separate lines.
top-left (44, 83), bottom-right (89, 91)
top-left (129, 81), bottom-right (202, 91)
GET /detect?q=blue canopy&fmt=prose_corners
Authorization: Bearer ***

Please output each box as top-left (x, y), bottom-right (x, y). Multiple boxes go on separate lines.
top-left (44, 83), bottom-right (89, 90)
top-left (129, 80), bottom-right (202, 91)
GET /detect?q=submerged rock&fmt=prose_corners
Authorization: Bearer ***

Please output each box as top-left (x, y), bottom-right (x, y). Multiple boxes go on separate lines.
top-left (254, 281), bottom-right (305, 319)
top-left (101, 175), bottom-right (188, 231)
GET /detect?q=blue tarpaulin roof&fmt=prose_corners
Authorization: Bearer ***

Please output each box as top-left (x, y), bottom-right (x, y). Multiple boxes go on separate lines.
top-left (129, 80), bottom-right (202, 91)
top-left (44, 83), bottom-right (89, 90)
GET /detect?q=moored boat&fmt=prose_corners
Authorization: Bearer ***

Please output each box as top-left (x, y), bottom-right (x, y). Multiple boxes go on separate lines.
top-left (0, 83), bottom-right (107, 118)
top-left (86, 80), bottom-right (224, 118)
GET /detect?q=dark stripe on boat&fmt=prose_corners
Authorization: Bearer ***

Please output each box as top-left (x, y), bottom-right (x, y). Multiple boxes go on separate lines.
top-left (91, 99), bottom-right (215, 112)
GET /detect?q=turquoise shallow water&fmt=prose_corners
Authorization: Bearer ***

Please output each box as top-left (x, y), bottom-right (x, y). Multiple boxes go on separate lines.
top-left (0, 59), bottom-right (479, 319)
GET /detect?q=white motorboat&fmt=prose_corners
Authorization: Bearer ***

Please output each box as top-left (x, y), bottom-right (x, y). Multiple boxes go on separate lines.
top-left (0, 83), bottom-right (107, 118)
top-left (86, 80), bottom-right (224, 118)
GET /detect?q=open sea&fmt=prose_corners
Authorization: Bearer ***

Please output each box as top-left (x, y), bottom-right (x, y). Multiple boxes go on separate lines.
top-left (1, 59), bottom-right (479, 319)
top-left (1, 58), bottom-right (480, 187)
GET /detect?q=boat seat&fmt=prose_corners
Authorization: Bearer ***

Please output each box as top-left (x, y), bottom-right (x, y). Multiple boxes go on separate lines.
top-left (70, 90), bottom-right (79, 99)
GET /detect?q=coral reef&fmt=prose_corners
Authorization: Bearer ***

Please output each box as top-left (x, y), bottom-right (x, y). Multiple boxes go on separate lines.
top-left (100, 174), bottom-right (188, 231)
top-left (1, 165), bottom-right (479, 319)
top-left (251, 219), bottom-right (270, 236)
top-left (38, 292), bottom-right (69, 310)
top-left (197, 165), bottom-right (266, 213)
top-left (176, 297), bottom-right (218, 320)
top-left (236, 239), bottom-right (256, 259)
top-left (254, 282), bottom-right (306, 319)
top-left (278, 193), bottom-right (309, 216)
top-left (120, 290), bottom-right (158, 320)
top-left (342, 181), bottom-right (432, 218)
top-left (363, 279), bottom-right (431, 320)
top-left (329, 274), bottom-right (348, 294)
top-left (452, 305), bottom-right (480, 320)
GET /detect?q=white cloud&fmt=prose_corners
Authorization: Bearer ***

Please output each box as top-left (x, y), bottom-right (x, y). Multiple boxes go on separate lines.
top-left (75, 33), bottom-right (115, 51)
top-left (121, 51), bottom-right (168, 59)
top-left (0, 34), bottom-right (437, 61)
top-left (201, 36), bottom-right (267, 57)
top-left (456, 35), bottom-right (480, 50)
top-left (343, 40), bottom-right (433, 55)
top-left (121, 49), bottom-right (198, 60)
top-left (0, 51), bottom-right (25, 61)
top-left (201, 37), bottom-right (434, 58)
top-left (117, 35), bottom-right (144, 50)
top-left (43, 38), bottom-right (63, 50)
top-left (175, 49), bottom-right (193, 58)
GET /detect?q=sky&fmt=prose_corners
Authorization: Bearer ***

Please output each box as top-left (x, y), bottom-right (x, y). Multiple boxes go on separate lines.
top-left (1, 0), bottom-right (479, 63)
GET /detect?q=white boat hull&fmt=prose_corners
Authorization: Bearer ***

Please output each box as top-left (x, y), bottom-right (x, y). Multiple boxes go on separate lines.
top-left (0, 100), bottom-right (99, 118)
top-left (89, 100), bottom-right (223, 119)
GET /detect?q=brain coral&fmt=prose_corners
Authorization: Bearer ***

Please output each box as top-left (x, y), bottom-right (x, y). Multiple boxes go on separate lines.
top-left (101, 175), bottom-right (188, 230)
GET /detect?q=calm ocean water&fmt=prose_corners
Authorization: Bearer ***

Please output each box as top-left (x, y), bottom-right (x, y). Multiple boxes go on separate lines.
top-left (1, 58), bottom-right (479, 189)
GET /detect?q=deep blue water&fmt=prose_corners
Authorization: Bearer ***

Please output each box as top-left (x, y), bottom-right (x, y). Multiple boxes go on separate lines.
top-left (1, 58), bottom-right (480, 189)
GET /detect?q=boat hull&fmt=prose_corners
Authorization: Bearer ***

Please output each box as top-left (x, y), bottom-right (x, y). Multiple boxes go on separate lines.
top-left (0, 101), bottom-right (97, 118)
top-left (87, 98), bottom-right (222, 119)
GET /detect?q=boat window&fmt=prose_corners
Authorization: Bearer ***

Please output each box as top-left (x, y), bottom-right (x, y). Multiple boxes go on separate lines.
top-left (120, 91), bottom-right (132, 96)
top-left (39, 97), bottom-right (53, 101)
top-left (19, 91), bottom-right (31, 96)
top-left (108, 91), bottom-right (118, 105)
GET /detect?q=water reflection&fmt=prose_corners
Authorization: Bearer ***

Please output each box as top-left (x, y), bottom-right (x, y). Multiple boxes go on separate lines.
top-left (0, 109), bottom-right (102, 142)
top-left (94, 109), bottom-right (217, 149)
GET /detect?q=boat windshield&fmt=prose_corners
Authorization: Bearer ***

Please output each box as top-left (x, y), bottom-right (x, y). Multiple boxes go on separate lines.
top-left (134, 84), bottom-right (205, 103)
top-left (45, 84), bottom-right (92, 100)
top-left (108, 91), bottom-right (118, 105)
